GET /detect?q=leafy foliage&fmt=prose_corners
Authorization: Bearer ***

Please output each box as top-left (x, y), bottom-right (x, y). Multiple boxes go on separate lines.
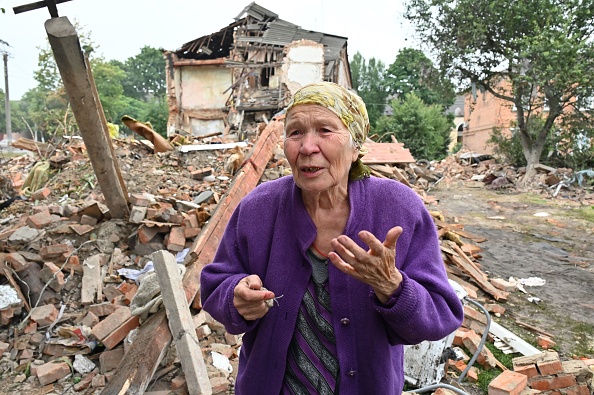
top-left (119, 46), bottom-right (166, 101)
top-left (405, 0), bottom-right (594, 177)
top-left (350, 52), bottom-right (389, 129)
top-left (385, 48), bottom-right (455, 110)
top-left (376, 93), bottom-right (453, 160)
top-left (18, 21), bottom-right (167, 140)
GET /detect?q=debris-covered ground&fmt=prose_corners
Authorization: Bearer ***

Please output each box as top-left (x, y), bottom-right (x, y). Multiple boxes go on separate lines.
top-left (1, 131), bottom-right (593, 394)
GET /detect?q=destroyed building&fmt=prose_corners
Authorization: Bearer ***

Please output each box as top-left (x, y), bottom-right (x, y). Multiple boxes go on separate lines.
top-left (164, 2), bottom-right (352, 137)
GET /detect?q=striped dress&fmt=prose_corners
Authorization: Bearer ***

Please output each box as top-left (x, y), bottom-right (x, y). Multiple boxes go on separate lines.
top-left (281, 249), bottom-right (339, 394)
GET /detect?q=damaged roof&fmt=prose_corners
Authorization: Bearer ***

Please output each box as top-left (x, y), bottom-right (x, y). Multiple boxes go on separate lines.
top-left (175, 2), bottom-right (347, 65)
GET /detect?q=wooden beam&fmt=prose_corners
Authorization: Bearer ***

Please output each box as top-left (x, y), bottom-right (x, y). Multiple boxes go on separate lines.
top-left (45, 17), bottom-right (129, 218)
top-left (153, 251), bottom-right (212, 395)
top-left (447, 243), bottom-right (509, 301)
top-left (102, 116), bottom-right (285, 394)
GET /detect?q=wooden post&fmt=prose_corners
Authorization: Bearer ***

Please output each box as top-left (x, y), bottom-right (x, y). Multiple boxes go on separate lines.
top-left (152, 251), bottom-right (212, 395)
top-left (45, 16), bottom-right (129, 219)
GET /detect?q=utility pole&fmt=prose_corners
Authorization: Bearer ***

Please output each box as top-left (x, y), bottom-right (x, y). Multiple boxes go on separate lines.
top-left (2, 51), bottom-right (11, 144)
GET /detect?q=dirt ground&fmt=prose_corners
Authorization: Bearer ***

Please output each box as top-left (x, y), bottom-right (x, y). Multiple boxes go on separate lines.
top-left (430, 179), bottom-right (594, 359)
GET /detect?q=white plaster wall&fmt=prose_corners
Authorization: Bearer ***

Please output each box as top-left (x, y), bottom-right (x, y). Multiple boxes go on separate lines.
top-left (190, 119), bottom-right (226, 136)
top-left (180, 66), bottom-right (232, 110)
top-left (282, 42), bottom-right (324, 95)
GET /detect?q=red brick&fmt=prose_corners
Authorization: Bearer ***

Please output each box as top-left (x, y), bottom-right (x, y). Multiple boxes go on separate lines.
top-left (184, 227), bottom-right (201, 238)
top-left (0, 341), bottom-right (10, 353)
top-left (92, 307), bottom-right (132, 341)
top-left (23, 321), bottom-right (37, 334)
top-left (81, 311), bottom-right (100, 327)
top-left (30, 304), bottom-right (59, 327)
top-left (26, 210), bottom-right (53, 229)
top-left (36, 361), bottom-right (71, 385)
top-left (484, 303), bottom-right (506, 315)
top-left (491, 278), bottom-right (517, 292)
top-left (80, 214), bottom-right (98, 226)
top-left (0, 229), bottom-right (15, 240)
top-left (190, 167), bottom-right (213, 180)
top-left (39, 243), bottom-right (72, 260)
top-left (453, 328), bottom-right (472, 346)
top-left (31, 188), bottom-right (51, 201)
top-left (129, 193), bottom-right (151, 207)
top-left (0, 307), bottom-right (16, 326)
top-left (118, 282), bottom-right (138, 305)
top-left (91, 374), bottom-right (106, 387)
top-left (536, 352), bottom-right (564, 375)
top-left (99, 347), bottom-right (125, 373)
top-left (101, 315), bottom-right (140, 349)
top-left (489, 370), bottom-right (528, 395)
top-left (210, 376), bottom-right (229, 394)
top-left (88, 302), bottom-right (118, 317)
top-left (537, 335), bottom-right (556, 349)
top-left (462, 330), bottom-right (497, 368)
top-left (74, 373), bottom-right (95, 391)
top-left (529, 374), bottom-right (577, 391)
top-left (514, 363), bottom-right (539, 378)
top-left (39, 261), bottom-right (65, 292)
top-left (433, 389), bottom-right (459, 395)
top-left (196, 324), bottom-right (212, 339)
top-left (171, 375), bottom-right (186, 390)
top-left (182, 212), bottom-right (199, 229)
top-left (558, 385), bottom-right (591, 395)
top-left (166, 226), bottom-right (186, 252)
top-left (4, 252), bottom-right (30, 272)
top-left (137, 224), bottom-right (159, 244)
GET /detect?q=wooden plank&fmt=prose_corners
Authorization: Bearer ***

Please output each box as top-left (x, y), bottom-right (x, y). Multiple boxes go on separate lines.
top-left (101, 311), bottom-right (171, 395)
top-left (153, 251), bottom-right (211, 395)
top-left (81, 254), bottom-right (106, 305)
top-left (450, 243), bottom-right (486, 279)
top-left (84, 55), bottom-right (129, 203)
top-left (448, 253), bottom-right (508, 301)
top-left (45, 17), bottom-right (129, 218)
top-left (103, 116), bottom-right (284, 394)
top-left (0, 257), bottom-right (30, 312)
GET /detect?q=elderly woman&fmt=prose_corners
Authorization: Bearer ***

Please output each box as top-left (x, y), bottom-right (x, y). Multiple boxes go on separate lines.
top-left (200, 82), bottom-right (464, 394)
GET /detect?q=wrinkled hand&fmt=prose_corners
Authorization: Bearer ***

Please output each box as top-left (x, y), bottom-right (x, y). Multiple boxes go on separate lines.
top-left (329, 226), bottom-right (403, 304)
top-left (233, 275), bottom-right (275, 321)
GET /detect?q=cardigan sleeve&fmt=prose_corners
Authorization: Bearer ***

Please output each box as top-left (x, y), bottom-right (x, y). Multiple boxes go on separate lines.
top-left (368, 184), bottom-right (464, 345)
top-left (199, 204), bottom-right (261, 335)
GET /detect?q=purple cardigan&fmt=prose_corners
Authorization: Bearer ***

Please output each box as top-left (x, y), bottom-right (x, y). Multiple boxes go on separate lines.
top-left (200, 176), bottom-right (464, 394)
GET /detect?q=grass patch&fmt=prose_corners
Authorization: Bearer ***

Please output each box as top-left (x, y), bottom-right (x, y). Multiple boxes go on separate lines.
top-left (572, 206), bottom-right (594, 224)
top-left (571, 322), bottom-right (594, 357)
top-left (484, 342), bottom-right (515, 369)
top-left (477, 369), bottom-right (501, 394)
top-left (519, 193), bottom-right (549, 205)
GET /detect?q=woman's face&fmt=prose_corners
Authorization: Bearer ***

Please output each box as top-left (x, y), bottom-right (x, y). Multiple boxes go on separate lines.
top-left (284, 104), bottom-right (359, 194)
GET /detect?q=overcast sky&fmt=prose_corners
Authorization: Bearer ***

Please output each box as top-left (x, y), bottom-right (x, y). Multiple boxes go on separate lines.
top-left (0, 0), bottom-right (417, 100)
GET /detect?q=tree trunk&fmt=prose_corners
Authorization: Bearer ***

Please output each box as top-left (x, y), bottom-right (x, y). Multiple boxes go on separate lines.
top-left (519, 129), bottom-right (547, 185)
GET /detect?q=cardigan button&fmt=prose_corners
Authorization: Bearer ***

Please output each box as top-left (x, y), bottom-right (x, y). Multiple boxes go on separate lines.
top-left (340, 318), bottom-right (350, 325)
top-left (347, 370), bottom-right (357, 377)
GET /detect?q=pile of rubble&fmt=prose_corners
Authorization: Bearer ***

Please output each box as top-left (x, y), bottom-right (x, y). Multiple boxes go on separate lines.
top-left (0, 125), bottom-right (593, 395)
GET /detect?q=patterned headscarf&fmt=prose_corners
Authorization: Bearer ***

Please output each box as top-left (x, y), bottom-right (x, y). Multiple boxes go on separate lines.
top-left (285, 82), bottom-right (371, 180)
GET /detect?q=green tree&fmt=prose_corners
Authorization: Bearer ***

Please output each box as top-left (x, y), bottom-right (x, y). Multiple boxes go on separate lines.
top-left (405, 0), bottom-right (594, 180)
top-left (350, 52), bottom-right (388, 129)
top-left (120, 46), bottom-right (166, 101)
top-left (385, 48), bottom-right (455, 110)
top-left (376, 93), bottom-right (452, 160)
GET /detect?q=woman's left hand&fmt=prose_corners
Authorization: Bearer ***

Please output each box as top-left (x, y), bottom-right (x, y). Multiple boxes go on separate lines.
top-left (329, 226), bottom-right (403, 304)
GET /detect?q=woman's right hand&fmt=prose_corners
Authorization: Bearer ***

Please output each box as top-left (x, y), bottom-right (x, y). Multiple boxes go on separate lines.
top-left (233, 275), bottom-right (275, 320)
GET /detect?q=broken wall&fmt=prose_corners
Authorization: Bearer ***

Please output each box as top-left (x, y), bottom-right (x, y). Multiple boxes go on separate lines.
top-left (281, 40), bottom-right (324, 95)
top-left (170, 63), bottom-right (232, 137)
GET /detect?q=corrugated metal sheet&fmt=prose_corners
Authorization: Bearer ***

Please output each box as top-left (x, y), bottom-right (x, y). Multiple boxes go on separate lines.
top-left (175, 3), bottom-right (348, 66)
